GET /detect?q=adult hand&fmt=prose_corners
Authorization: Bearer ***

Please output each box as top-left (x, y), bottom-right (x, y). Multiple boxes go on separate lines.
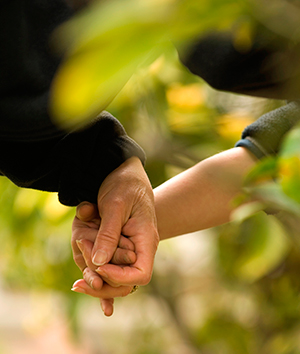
top-left (72, 202), bottom-right (137, 285)
top-left (71, 156), bottom-right (159, 314)
top-left (72, 202), bottom-right (137, 316)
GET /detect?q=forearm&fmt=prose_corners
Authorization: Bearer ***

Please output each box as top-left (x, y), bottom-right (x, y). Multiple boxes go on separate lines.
top-left (154, 147), bottom-right (257, 240)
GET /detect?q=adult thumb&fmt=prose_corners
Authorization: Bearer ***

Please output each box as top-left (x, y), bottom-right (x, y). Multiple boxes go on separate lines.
top-left (91, 208), bottom-right (124, 266)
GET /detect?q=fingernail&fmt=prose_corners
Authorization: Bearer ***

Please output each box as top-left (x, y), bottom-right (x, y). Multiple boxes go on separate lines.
top-left (76, 202), bottom-right (90, 217)
top-left (92, 250), bottom-right (108, 266)
top-left (72, 279), bottom-right (82, 288)
top-left (76, 240), bottom-right (84, 253)
top-left (71, 287), bottom-right (86, 294)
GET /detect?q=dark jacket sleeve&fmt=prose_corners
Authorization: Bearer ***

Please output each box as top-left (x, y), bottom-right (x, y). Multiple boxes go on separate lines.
top-left (0, 111), bottom-right (145, 206)
top-left (0, 1), bottom-right (145, 206)
top-left (179, 28), bottom-right (300, 101)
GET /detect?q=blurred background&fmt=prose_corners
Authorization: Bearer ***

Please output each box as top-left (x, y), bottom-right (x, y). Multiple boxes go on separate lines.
top-left (2, 0), bottom-right (300, 353)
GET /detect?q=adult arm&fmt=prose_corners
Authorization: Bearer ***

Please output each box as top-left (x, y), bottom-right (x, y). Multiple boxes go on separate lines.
top-left (0, 1), bottom-right (146, 205)
top-left (0, 1), bottom-right (158, 294)
top-left (0, 111), bottom-right (145, 206)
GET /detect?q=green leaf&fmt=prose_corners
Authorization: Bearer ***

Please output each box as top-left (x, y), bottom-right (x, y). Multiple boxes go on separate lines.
top-left (50, 0), bottom-right (170, 128)
top-left (50, 0), bottom-right (246, 127)
top-left (279, 125), bottom-right (300, 159)
top-left (218, 211), bottom-right (290, 282)
top-left (244, 156), bottom-right (278, 186)
top-left (235, 213), bottom-right (289, 282)
top-left (246, 182), bottom-right (300, 217)
top-left (230, 201), bottom-right (266, 223)
top-left (278, 125), bottom-right (300, 203)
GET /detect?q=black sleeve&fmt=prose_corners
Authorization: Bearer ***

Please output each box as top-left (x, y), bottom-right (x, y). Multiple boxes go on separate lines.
top-left (0, 111), bottom-right (145, 206)
top-left (178, 28), bottom-right (300, 101)
top-left (0, 1), bottom-right (145, 206)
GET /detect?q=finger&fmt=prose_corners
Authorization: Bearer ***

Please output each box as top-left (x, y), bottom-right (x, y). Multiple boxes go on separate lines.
top-left (96, 264), bottom-right (150, 287)
top-left (71, 221), bottom-right (88, 271)
top-left (82, 267), bottom-right (103, 291)
top-left (76, 239), bottom-right (97, 270)
top-left (119, 235), bottom-right (135, 251)
top-left (78, 238), bottom-right (136, 267)
top-left (96, 221), bottom-right (158, 286)
top-left (76, 239), bottom-right (103, 290)
top-left (72, 216), bottom-right (100, 271)
top-left (100, 298), bottom-right (114, 317)
top-left (77, 238), bottom-right (135, 290)
top-left (72, 250), bottom-right (87, 272)
top-left (71, 279), bottom-right (132, 298)
top-left (76, 202), bottom-right (99, 222)
top-left (91, 206), bottom-right (124, 266)
top-left (111, 248), bottom-right (137, 265)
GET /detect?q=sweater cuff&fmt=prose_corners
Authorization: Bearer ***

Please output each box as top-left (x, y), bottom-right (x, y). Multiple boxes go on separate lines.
top-left (235, 101), bottom-right (300, 160)
top-left (235, 137), bottom-right (269, 160)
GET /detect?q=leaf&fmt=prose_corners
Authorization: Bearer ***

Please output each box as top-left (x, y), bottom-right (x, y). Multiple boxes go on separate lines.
top-left (50, 0), bottom-right (169, 128)
top-left (247, 182), bottom-right (300, 217)
top-left (279, 156), bottom-right (300, 203)
top-left (278, 125), bottom-right (300, 203)
top-left (235, 213), bottom-right (289, 282)
top-left (244, 156), bottom-right (278, 186)
top-left (279, 125), bottom-right (300, 159)
top-left (218, 211), bottom-right (290, 283)
top-left (50, 0), bottom-right (246, 127)
top-left (230, 201), bottom-right (266, 223)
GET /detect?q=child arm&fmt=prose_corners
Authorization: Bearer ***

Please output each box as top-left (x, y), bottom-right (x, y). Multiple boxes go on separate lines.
top-left (154, 147), bottom-right (257, 240)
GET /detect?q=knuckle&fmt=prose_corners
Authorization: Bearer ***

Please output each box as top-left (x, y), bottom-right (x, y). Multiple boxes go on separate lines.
top-left (124, 252), bottom-right (135, 264)
top-left (122, 254), bottom-right (132, 265)
top-left (119, 236), bottom-right (135, 251)
top-left (102, 196), bottom-right (126, 211)
top-left (83, 268), bottom-right (94, 289)
top-left (113, 250), bottom-right (135, 265)
top-left (99, 230), bottom-right (119, 245)
top-left (82, 267), bottom-right (90, 278)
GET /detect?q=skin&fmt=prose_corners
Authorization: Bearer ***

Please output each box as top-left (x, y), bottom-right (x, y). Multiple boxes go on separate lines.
top-left (71, 147), bottom-right (257, 316)
top-left (154, 147), bottom-right (257, 240)
top-left (71, 156), bottom-right (159, 315)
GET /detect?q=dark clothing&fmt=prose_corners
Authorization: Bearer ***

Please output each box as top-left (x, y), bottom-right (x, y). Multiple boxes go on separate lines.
top-left (235, 101), bottom-right (300, 158)
top-left (0, 1), bottom-right (145, 206)
top-left (1, 2), bottom-right (299, 206)
top-left (0, 111), bottom-right (145, 206)
top-left (181, 29), bottom-right (300, 158)
top-left (181, 31), bottom-right (300, 101)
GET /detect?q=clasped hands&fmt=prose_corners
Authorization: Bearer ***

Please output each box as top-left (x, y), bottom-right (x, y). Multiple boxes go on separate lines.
top-left (71, 156), bottom-right (159, 316)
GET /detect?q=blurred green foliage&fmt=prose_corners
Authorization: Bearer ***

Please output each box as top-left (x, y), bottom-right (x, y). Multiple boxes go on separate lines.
top-left (50, 0), bottom-right (246, 127)
top-left (2, 0), bottom-right (300, 353)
